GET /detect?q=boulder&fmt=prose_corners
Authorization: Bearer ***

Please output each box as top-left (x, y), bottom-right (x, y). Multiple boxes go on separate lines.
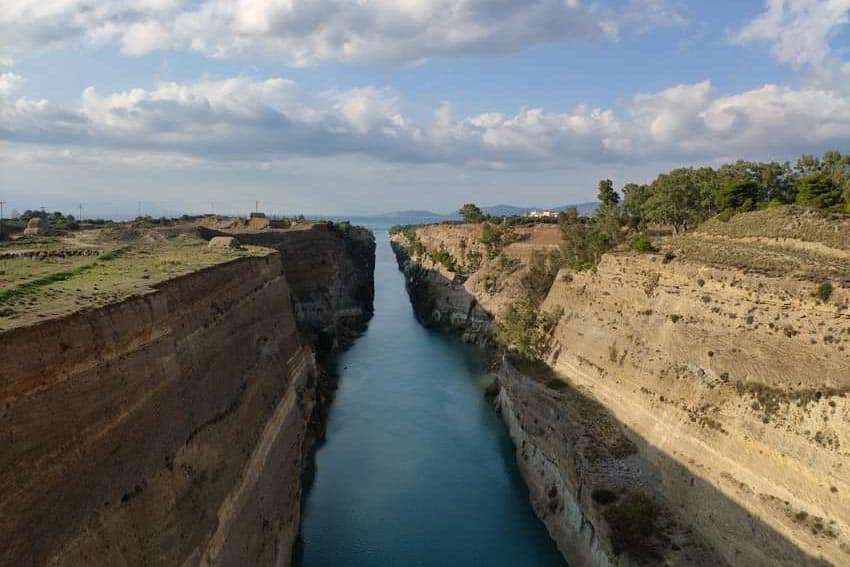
top-left (208, 236), bottom-right (241, 249)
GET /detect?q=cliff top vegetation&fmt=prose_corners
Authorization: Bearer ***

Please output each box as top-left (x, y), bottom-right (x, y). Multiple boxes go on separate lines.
top-left (0, 224), bottom-right (273, 332)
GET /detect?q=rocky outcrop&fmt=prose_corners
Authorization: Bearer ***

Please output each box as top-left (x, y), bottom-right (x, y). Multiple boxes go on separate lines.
top-left (392, 222), bottom-right (850, 566)
top-left (390, 239), bottom-right (493, 344)
top-left (0, 225), bottom-right (374, 566)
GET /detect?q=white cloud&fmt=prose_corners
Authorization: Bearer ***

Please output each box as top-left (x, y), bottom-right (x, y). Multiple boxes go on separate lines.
top-left (732, 0), bottom-right (850, 69)
top-left (0, 0), bottom-right (687, 65)
top-left (2, 74), bottom-right (849, 169)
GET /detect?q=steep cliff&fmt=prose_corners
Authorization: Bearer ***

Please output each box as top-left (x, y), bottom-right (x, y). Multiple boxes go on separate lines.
top-left (391, 211), bottom-right (850, 566)
top-left (0, 224), bottom-right (374, 566)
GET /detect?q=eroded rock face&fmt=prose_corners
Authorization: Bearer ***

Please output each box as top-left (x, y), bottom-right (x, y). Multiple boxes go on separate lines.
top-left (542, 255), bottom-right (849, 566)
top-left (0, 226), bottom-right (375, 566)
top-left (392, 224), bottom-right (850, 567)
top-left (391, 240), bottom-right (493, 344)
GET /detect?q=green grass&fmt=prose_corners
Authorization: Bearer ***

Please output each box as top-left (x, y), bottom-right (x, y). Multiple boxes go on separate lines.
top-left (0, 264), bottom-right (98, 302)
top-left (0, 250), bottom-right (122, 302)
top-left (0, 233), bottom-right (270, 331)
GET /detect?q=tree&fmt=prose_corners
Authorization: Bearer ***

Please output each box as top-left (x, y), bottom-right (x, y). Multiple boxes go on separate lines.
top-left (621, 183), bottom-right (650, 229)
top-left (796, 172), bottom-right (843, 209)
top-left (642, 169), bottom-right (704, 233)
top-left (795, 154), bottom-right (820, 174)
top-left (597, 179), bottom-right (620, 207)
top-left (716, 178), bottom-right (759, 212)
top-left (559, 207), bottom-right (592, 268)
top-left (459, 203), bottom-right (486, 223)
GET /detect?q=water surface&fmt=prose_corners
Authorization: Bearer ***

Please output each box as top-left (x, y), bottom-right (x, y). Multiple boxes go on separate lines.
top-left (298, 229), bottom-right (565, 566)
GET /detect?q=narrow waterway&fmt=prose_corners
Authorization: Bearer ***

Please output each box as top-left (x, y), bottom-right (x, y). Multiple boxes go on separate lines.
top-left (298, 229), bottom-right (566, 566)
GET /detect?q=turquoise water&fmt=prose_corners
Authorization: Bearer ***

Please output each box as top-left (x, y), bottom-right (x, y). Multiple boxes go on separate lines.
top-left (297, 230), bottom-right (566, 566)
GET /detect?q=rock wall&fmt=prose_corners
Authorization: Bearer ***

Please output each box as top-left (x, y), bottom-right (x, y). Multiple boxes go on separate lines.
top-left (390, 239), bottom-right (493, 344)
top-left (542, 253), bottom-right (849, 566)
top-left (0, 226), bottom-right (374, 566)
top-left (218, 223), bottom-right (375, 349)
top-left (392, 225), bottom-right (849, 566)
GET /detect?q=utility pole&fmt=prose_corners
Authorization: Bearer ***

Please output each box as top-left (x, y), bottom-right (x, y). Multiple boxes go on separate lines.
top-left (255, 200), bottom-right (259, 213)
top-left (0, 201), bottom-right (5, 239)
top-left (78, 204), bottom-right (83, 222)
top-left (138, 201), bottom-right (142, 219)
top-left (210, 201), bottom-right (215, 216)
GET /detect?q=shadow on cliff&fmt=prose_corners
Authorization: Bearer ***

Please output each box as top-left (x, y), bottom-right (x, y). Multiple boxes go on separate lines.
top-left (200, 223), bottom-right (377, 567)
top-left (391, 250), bottom-right (835, 567)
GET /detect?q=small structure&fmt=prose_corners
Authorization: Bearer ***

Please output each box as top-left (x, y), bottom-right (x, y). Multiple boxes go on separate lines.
top-left (23, 217), bottom-right (47, 236)
top-left (528, 210), bottom-right (558, 219)
top-left (247, 211), bottom-right (270, 230)
top-left (208, 236), bottom-right (241, 249)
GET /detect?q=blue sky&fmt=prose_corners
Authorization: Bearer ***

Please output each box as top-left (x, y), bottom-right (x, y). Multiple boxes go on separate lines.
top-left (1, 0), bottom-right (849, 217)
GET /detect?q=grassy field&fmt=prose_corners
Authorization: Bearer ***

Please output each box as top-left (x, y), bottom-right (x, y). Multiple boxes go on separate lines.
top-left (0, 229), bottom-right (270, 331)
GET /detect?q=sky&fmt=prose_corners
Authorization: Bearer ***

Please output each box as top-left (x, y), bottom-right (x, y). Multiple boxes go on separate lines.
top-left (1, 0), bottom-right (849, 217)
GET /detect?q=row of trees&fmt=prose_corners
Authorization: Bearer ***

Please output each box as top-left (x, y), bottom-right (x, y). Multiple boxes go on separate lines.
top-left (558, 150), bottom-right (850, 271)
top-left (621, 151), bottom-right (850, 233)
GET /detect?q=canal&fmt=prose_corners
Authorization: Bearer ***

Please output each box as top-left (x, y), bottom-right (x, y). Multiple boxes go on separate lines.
top-left (298, 229), bottom-right (565, 566)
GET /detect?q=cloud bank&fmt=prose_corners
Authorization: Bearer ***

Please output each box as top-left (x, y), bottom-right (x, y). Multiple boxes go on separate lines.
top-left (0, 0), bottom-right (686, 65)
top-left (2, 72), bottom-right (849, 169)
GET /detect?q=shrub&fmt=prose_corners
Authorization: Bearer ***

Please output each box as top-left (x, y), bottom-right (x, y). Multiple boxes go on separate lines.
top-left (603, 492), bottom-right (661, 559)
top-left (429, 246), bottom-right (457, 272)
top-left (632, 235), bottom-right (656, 253)
top-left (497, 297), bottom-right (562, 361)
top-left (816, 281), bottom-right (833, 302)
top-left (570, 260), bottom-right (597, 272)
top-left (522, 248), bottom-right (563, 305)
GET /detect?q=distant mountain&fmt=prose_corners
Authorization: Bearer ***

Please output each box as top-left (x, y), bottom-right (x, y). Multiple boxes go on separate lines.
top-left (479, 204), bottom-right (531, 217)
top-left (376, 209), bottom-right (448, 219)
top-left (552, 201), bottom-right (598, 216)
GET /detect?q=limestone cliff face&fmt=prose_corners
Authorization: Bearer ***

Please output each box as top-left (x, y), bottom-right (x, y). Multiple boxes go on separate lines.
top-left (390, 239), bottom-right (493, 344)
top-left (392, 223), bottom-right (849, 567)
top-left (542, 253), bottom-right (849, 566)
top-left (0, 226), bottom-right (374, 567)
top-left (234, 224), bottom-right (375, 349)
